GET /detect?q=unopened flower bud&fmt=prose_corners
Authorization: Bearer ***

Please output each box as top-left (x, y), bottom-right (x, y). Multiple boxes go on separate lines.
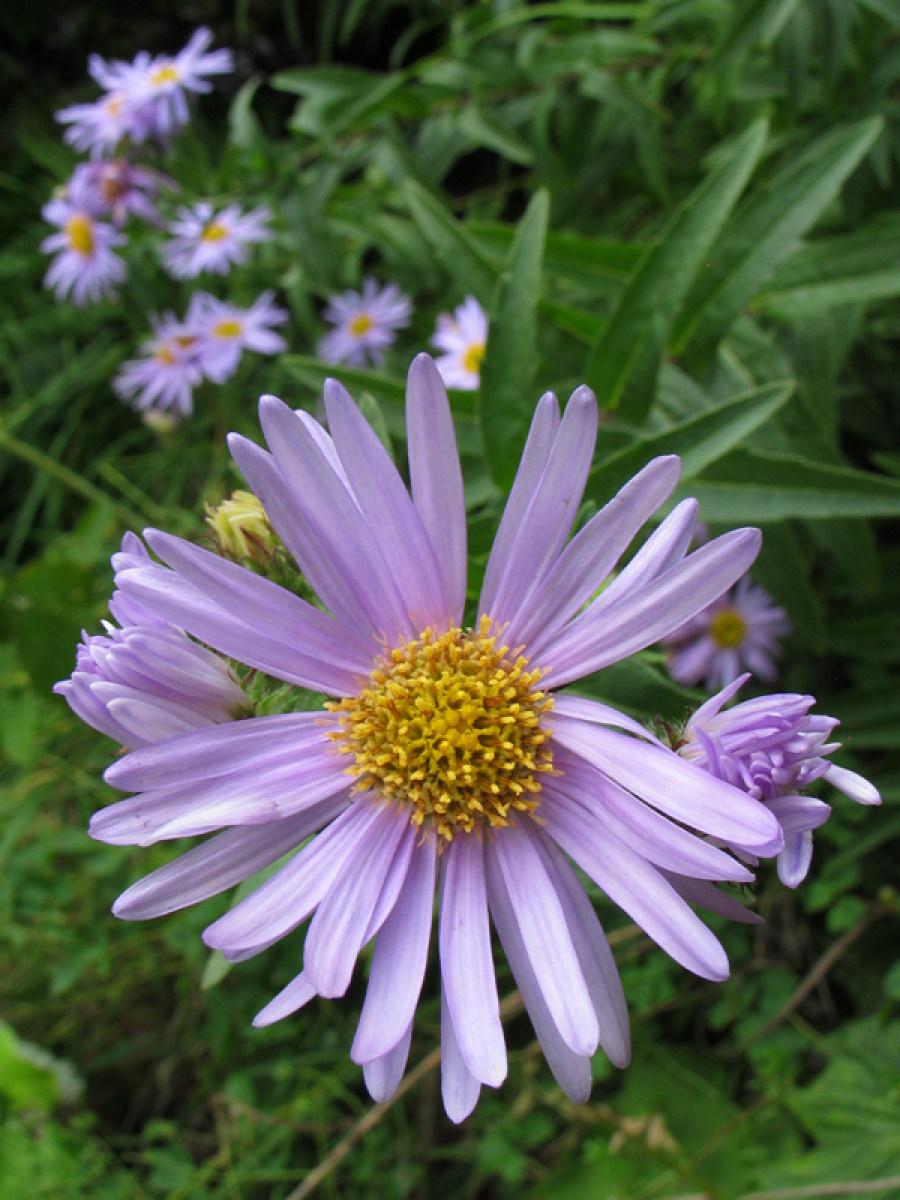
top-left (206, 489), bottom-right (276, 563)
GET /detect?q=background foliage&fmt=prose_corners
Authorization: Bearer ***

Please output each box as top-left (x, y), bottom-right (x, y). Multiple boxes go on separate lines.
top-left (1, 2), bottom-right (899, 1197)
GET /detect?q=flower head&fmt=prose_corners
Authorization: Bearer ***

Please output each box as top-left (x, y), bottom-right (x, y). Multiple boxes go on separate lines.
top-left (56, 90), bottom-right (154, 157)
top-left (317, 278), bottom-right (411, 367)
top-left (69, 160), bottom-right (171, 226)
top-left (189, 291), bottom-right (288, 383)
top-left (41, 192), bottom-right (126, 306)
top-left (55, 535), bottom-right (246, 753)
top-left (679, 675), bottom-right (880, 886)
top-left (161, 201), bottom-right (272, 278)
top-left (430, 296), bottom-right (488, 390)
top-left (71, 354), bottom-right (795, 1120)
top-left (113, 312), bottom-right (204, 417)
top-left (664, 576), bottom-right (790, 691)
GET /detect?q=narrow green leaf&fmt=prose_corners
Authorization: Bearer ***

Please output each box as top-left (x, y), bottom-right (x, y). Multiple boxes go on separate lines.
top-left (480, 190), bottom-right (550, 488)
top-left (673, 118), bottom-right (883, 362)
top-left (403, 181), bottom-right (497, 302)
top-left (684, 449), bottom-right (900, 521)
top-left (468, 221), bottom-right (642, 282)
top-left (588, 380), bottom-right (793, 506)
top-left (584, 119), bottom-right (767, 422)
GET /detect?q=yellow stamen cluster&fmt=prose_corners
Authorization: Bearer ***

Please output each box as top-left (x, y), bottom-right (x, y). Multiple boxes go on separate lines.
top-left (348, 313), bottom-right (374, 336)
top-left (710, 607), bottom-right (747, 649)
top-left (462, 341), bottom-right (486, 374)
top-left (66, 214), bottom-right (94, 255)
top-left (201, 221), bottom-right (228, 242)
top-left (150, 64), bottom-right (180, 86)
top-left (213, 318), bottom-right (243, 339)
top-left (328, 618), bottom-right (554, 840)
top-left (155, 343), bottom-right (176, 366)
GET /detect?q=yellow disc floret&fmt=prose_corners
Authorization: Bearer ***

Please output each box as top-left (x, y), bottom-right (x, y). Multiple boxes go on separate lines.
top-left (710, 607), bottom-right (747, 649)
top-left (201, 221), bottom-right (228, 242)
top-left (328, 618), bottom-right (554, 840)
top-left (462, 341), bottom-right (486, 375)
top-left (66, 214), bottom-right (94, 255)
top-left (348, 313), bottom-right (374, 336)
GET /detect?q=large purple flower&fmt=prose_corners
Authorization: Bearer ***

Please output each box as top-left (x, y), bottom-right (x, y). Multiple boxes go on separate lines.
top-left (75, 356), bottom-right (783, 1120)
top-left (679, 675), bottom-right (880, 887)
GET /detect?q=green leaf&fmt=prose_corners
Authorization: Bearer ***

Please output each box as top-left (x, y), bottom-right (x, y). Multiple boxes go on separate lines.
top-left (468, 221), bottom-right (642, 282)
top-left (480, 190), bottom-right (550, 488)
top-left (685, 448), bottom-right (900, 521)
top-left (674, 118), bottom-right (884, 362)
top-left (0, 1022), bottom-right (82, 1113)
top-left (588, 380), bottom-right (793, 506)
top-left (584, 119), bottom-right (767, 421)
top-left (403, 180), bottom-right (497, 302)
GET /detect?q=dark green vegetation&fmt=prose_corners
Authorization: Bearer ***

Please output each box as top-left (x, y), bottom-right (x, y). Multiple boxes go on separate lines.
top-left (1, 2), bottom-right (899, 1197)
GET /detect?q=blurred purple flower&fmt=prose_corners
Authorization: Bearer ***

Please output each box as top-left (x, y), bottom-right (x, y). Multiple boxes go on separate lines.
top-left (680, 674), bottom-right (880, 886)
top-left (113, 313), bottom-right (204, 417)
top-left (69, 160), bottom-right (172, 226)
top-left (78, 356), bottom-right (784, 1119)
top-left (317, 277), bottom-right (411, 367)
top-left (664, 576), bottom-right (790, 690)
top-left (430, 295), bottom-right (488, 390)
top-left (190, 291), bottom-right (288, 383)
top-left (41, 191), bottom-right (126, 305)
top-left (161, 201), bottom-right (272, 278)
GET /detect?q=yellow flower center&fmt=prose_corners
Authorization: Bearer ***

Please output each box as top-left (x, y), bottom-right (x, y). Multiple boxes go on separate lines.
top-left (462, 341), bottom-right (486, 375)
top-left (348, 313), bottom-right (374, 337)
top-left (175, 335), bottom-right (197, 349)
top-left (213, 319), bottom-right (243, 339)
top-left (155, 344), bottom-right (176, 366)
top-left (201, 221), bottom-right (228, 242)
top-left (105, 95), bottom-right (124, 116)
top-left (65, 214), bottom-right (94, 255)
top-left (710, 608), bottom-right (747, 649)
top-left (328, 618), bottom-right (554, 841)
top-left (150, 64), bottom-right (180, 86)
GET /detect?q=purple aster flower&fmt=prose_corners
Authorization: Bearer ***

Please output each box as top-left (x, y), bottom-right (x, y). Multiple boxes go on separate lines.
top-left (161, 202), bottom-right (272, 278)
top-left (74, 354), bottom-right (789, 1120)
top-left (55, 535), bottom-right (246, 754)
top-left (317, 278), bottom-right (411, 367)
top-left (679, 675), bottom-right (880, 887)
top-left (101, 29), bottom-right (233, 138)
top-left (69, 160), bottom-right (171, 226)
top-left (41, 192), bottom-right (126, 306)
top-left (664, 576), bottom-right (791, 691)
top-left (114, 313), bottom-right (204, 417)
top-left (190, 291), bottom-right (288, 383)
top-left (430, 296), bottom-right (488, 391)
top-left (56, 90), bottom-right (153, 157)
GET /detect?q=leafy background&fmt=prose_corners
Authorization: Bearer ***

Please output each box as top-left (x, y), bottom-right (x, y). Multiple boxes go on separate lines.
top-left (1, 2), bottom-right (899, 1197)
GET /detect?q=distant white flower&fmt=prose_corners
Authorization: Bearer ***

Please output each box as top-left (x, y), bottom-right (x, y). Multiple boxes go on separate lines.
top-left (161, 202), bottom-right (272, 278)
top-left (430, 296), bottom-right (488, 390)
top-left (317, 278), bottom-right (411, 367)
top-left (190, 291), bottom-right (288, 383)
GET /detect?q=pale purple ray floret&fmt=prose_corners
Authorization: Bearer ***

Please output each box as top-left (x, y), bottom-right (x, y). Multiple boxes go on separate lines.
top-left (680, 674), bottom-right (880, 887)
top-left (55, 535), bottom-right (246, 756)
top-left (664, 576), bottom-right (790, 690)
top-left (113, 312), bottom-right (205, 417)
top-left (69, 160), bottom-right (172, 227)
top-left (66, 354), bottom-right (788, 1121)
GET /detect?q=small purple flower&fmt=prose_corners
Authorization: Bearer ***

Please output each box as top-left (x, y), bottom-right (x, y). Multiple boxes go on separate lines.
top-left (161, 202), bottom-right (272, 278)
top-left (114, 313), bottom-right (204, 417)
top-left (430, 296), bottom-right (488, 390)
top-left (55, 535), bottom-right (246, 755)
top-left (73, 355), bottom-right (791, 1119)
top-left (680, 674), bottom-right (880, 887)
top-left (69, 160), bottom-right (171, 226)
top-left (190, 291), bottom-right (288, 383)
top-left (41, 193), bottom-right (126, 306)
top-left (56, 90), bottom-right (151, 158)
top-left (664, 576), bottom-right (790, 690)
top-left (317, 278), bottom-right (411, 367)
